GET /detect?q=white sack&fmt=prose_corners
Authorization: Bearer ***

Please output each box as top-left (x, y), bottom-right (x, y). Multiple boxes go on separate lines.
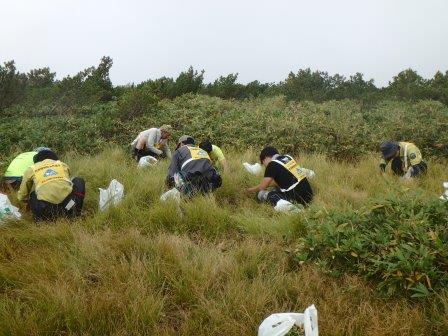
top-left (0, 193), bottom-right (21, 225)
top-left (138, 155), bottom-right (158, 168)
top-left (243, 162), bottom-right (262, 175)
top-left (258, 305), bottom-right (318, 336)
top-left (160, 188), bottom-right (181, 203)
top-left (99, 179), bottom-right (124, 211)
top-left (440, 182), bottom-right (448, 201)
top-left (274, 199), bottom-right (302, 213)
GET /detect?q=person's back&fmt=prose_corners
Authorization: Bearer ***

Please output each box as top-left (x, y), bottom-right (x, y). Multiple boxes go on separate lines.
top-left (3, 152), bottom-right (37, 188)
top-left (167, 136), bottom-right (221, 196)
top-left (247, 147), bottom-right (313, 208)
top-left (18, 159), bottom-right (72, 204)
top-left (17, 150), bottom-right (85, 221)
top-left (199, 140), bottom-right (228, 172)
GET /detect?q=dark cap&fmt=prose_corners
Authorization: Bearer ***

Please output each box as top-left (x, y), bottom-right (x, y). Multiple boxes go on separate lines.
top-left (33, 150), bottom-right (58, 163)
top-left (176, 135), bottom-right (195, 149)
top-left (380, 141), bottom-right (399, 160)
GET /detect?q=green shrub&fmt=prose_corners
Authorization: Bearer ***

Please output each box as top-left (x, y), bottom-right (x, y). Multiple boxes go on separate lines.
top-left (292, 194), bottom-right (448, 298)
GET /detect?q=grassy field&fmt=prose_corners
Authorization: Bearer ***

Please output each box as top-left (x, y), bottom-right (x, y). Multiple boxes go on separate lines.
top-left (0, 147), bottom-right (447, 335)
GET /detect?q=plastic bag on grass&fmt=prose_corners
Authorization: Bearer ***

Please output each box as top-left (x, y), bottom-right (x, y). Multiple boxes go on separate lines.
top-left (99, 179), bottom-right (124, 211)
top-left (0, 193), bottom-right (21, 224)
top-left (440, 182), bottom-right (448, 201)
top-left (138, 155), bottom-right (158, 168)
top-left (258, 305), bottom-right (318, 336)
top-left (274, 199), bottom-right (302, 213)
top-left (160, 187), bottom-right (181, 203)
top-left (243, 162), bottom-right (262, 175)
top-left (302, 168), bottom-right (316, 179)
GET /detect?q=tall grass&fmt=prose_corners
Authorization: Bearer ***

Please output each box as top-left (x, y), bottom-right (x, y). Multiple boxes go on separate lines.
top-left (0, 147), bottom-right (447, 335)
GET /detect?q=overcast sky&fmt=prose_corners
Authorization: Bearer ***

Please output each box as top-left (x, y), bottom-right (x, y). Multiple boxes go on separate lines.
top-left (1, 0), bottom-right (447, 87)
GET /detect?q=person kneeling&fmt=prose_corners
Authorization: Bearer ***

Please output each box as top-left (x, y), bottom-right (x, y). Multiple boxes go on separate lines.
top-left (166, 135), bottom-right (222, 198)
top-left (17, 150), bottom-right (85, 221)
top-left (247, 147), bottom-right (313, 207)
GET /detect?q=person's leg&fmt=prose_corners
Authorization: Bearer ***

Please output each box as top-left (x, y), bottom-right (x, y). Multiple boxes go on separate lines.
top-left (29, 192), bottom-right (56, 221)
top-left (265, 189), bottom-right (288, 206)
top-left (292, 179), bottom-right (313, 206)
top-left (69, 177), bottom-right (86, 217)
top-left (410, 161), bottom-right (427, 177)
top-left (391, 157), bottom-right (404, 176)
top-left (136, 148), bottom-right (159, 161)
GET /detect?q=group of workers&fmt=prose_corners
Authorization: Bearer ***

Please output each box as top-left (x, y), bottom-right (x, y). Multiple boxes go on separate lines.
top-left (1, 123), bottom-right (428, 222)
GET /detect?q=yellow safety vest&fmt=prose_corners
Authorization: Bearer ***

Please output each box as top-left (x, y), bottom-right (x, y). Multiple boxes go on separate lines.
top-left (272, 155), bottom-right (306, 192)
top-left (181, 146), bottom-right (211, 170)
top-left (32, 161), bottom-right (71, 191)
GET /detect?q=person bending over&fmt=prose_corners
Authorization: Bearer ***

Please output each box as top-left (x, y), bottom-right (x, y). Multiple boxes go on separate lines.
top-left (166, 135), bottom-right (222, 198)
top-left (17, 150), bottom-right (85, 221)
top-left (247, 146), bottom-right (313, 207)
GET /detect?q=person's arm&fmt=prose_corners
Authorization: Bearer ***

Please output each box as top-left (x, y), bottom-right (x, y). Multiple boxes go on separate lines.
top-left (247, 177), bottom-right (274, 193)
top-left (146, 129), bottom-right (163, 155)
top-left (213, 145), bottom-right (228, 172)
top-left (220, 159), bottom-right (229, 172)
top-left (379, 157), bottom-right (389, 172)
top-left (17, 168), bottom-right (34, 202)
top-left (162, 142), bottom-right (172, 159)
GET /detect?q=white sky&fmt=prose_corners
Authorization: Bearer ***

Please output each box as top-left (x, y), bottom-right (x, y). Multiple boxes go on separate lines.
top-left (1, 0), bottom-right (447, 87)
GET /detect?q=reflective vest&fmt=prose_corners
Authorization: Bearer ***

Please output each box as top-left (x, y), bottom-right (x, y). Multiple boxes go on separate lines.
top-left (32, 160), bottom-right (71, 191)
top-left (181, 146), bottom-right (211, 170)
top-left (272, 155), bottom-right (306, 192)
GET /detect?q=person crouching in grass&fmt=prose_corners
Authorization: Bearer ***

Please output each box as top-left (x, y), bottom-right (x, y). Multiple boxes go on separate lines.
top-left (17, 150), bottom-right (85, 221)
top-left (247, 146), bottom-right (313, 207)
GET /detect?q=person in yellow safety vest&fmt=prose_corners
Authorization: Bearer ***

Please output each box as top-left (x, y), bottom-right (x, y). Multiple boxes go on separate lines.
top-left (379, 141), bottom-right (427, 178)
top-left (247, 146), bottom-right (313, 207)
top-left (199, 139), bottom-right (229, 172)
top-left (166, 135), bottom-right (222, 197)
top-left (131, 124), bottom-right (173, 161)
top-left (17, 150), bottom-right (86, 221)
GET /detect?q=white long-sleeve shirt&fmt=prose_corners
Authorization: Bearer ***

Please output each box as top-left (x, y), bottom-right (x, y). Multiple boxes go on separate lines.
top-left (131, 128), bottom-right (172, 158)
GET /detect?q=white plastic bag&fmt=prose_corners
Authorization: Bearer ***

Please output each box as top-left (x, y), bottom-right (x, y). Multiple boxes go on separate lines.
top-left (243, 162), bottom-right (262, 175)
top-left (258, 305), bottom-right (318, 336)
top-left (160, 187), bottom-right (181, 203)
top-left (440, 182), bottom-right (448, 201)
top-left (138, 155), bottom-right (158, 168)
top-left (0, 193), bottom-right (21, 225)
top-left (302, 168), bottom-right (316, 179)
top-left (274, 199), bottom-right (302, 213)
top-left (99, 179), bottom-right (124, 211)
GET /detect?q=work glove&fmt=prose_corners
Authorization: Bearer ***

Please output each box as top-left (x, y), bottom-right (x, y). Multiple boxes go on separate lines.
top-left (379, 163), bottom-right (386, 172)
top-left (153, 148), bottom-right (163, 156)
top-left (403, 167), bottom-right (413, 179)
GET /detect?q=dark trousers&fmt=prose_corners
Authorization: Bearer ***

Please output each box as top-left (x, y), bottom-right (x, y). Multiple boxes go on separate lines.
top-left (29, 177), bottom-right (86, 221)
top-left (178, 171), bottom-right (222, 198)
top-left (391, 158), bottom-right (427, 177)
top-left (132, 147), bottom-right (160, 161)
top-left (267, 178), bottom-right (313, 207)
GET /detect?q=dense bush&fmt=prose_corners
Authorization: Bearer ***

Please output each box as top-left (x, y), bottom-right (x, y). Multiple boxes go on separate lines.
top-left (292, 194), bottom-right (448, 298)
top-left (1, 95), bottom-right (447, 168)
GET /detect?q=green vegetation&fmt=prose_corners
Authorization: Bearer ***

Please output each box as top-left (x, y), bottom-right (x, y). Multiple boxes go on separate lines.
top-left (1, 58), bottom-right (448, 334)
top-left (1, 96), bottom-right (448, 168)
top-left (0, 149), bottom-right (447, 335)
